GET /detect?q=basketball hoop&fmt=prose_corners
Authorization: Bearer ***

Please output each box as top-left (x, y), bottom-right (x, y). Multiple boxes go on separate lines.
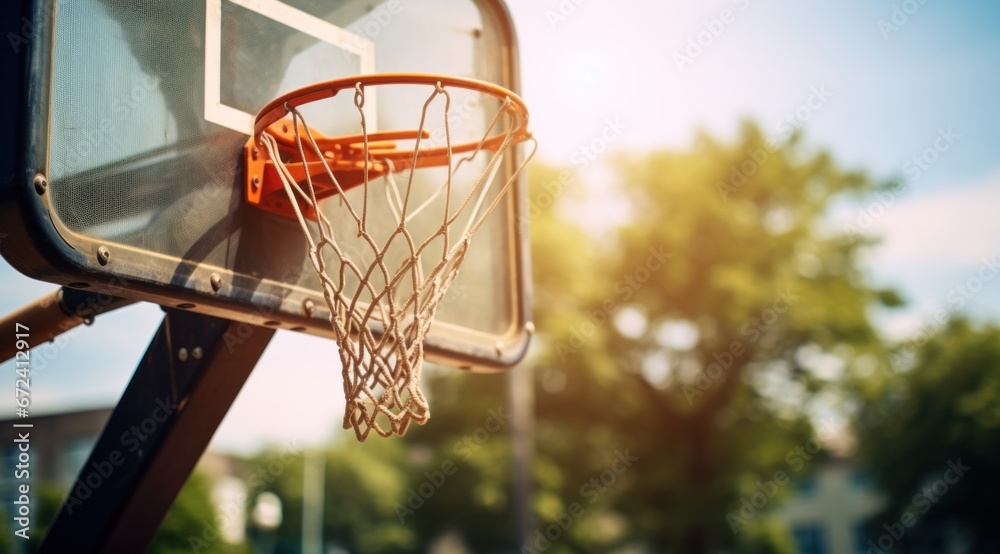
top-left (245, 74), bottom-right (536, 441)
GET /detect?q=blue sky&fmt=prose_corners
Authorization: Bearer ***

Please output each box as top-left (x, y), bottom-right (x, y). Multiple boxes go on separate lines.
top-left (2, 1), bottom-right (999, 453)
top-left (508, 0), bottom-right (1000, 334)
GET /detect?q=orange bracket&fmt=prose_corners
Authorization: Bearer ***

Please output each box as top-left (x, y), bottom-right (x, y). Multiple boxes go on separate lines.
top-left (244, 119), bottom-right (444, 220)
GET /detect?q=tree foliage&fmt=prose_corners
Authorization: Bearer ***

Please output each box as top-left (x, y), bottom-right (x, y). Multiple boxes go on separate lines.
top-left (372, 121), bottom-right (896, 553)
top-left (855, 318), bottom-right (1000, 552)
top-left (522, 122), bottom-right (892, 552)
top-left (256, 439), bottom-right (418, 553)
top-left (150, 471), bottom-right (250, 554)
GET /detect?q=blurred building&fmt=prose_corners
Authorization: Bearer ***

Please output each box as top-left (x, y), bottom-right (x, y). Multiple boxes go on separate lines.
top-left (778, 458), bottom-right (885, 554)
top-left (0, 407), bottom-right (111, 553)
top-left (0, 408), bottom-right (248, 551)
top-left (0, 407), bottom-right (111, 491)
top-left (778, 459), bottom-right (970, 554)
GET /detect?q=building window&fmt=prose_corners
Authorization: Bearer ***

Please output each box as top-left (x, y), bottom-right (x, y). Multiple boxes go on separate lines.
top-left (850, 469), bottom-right (874, 489)
top-left (853, 522), bottom-right (871, 554)
top-left (795, 475), bottom-right (818, 496)
top-left (792, 523), bottom-right (828, 554)
top-left (62, 437), bottom-right (98, 487)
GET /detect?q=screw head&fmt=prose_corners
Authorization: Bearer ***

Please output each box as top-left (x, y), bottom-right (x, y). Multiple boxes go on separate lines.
top-left (33, 174), bottom-right (48, 195)
top-left (252, 176), bottom-right (261, 191)
top-left (210, 273), bottom-right (223, 292)
top-left (192, 347), bottom-right (204, 360)
top-left (178, 348), bottom-right (189, 362)
top-left (97, 246), bottom-right (110, 266)
top-left (303, 299), bottom-right (316, 317)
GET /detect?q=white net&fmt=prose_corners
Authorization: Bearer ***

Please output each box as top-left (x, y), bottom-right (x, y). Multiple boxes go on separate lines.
top-left (258, 80), bottom-right (534, 440)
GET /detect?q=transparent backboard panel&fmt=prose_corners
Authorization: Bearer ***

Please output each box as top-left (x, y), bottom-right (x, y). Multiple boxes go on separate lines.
top-left (38, 0), bottom-right (527, 367)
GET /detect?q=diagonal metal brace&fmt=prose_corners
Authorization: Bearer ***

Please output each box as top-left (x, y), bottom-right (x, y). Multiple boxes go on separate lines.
top-left (38, 309), bottom-right (274, 553)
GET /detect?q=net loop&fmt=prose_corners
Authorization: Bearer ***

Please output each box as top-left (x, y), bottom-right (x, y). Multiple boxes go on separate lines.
top-left (354, 83), bottom-right (365, 108)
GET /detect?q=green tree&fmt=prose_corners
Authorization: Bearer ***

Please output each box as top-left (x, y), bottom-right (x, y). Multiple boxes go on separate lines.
top-left (401, 369), bottom-right (518, 552)
top-left (19, 484), bottom-right (62, 553)
top-left (395, 121), bottom-right (897, 553)
top-left (149, 471), bottom-right (250, 554)
top-left (259, 440), bottom-right (416, 553)
top-left (854, 318), bottom-right (1000, 552)
top-left (524, 122), bottom-right (893, 552)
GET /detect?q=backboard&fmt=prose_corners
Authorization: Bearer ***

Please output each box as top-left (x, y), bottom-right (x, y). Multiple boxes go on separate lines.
top-left (0, 0), bottom-right (532, 370)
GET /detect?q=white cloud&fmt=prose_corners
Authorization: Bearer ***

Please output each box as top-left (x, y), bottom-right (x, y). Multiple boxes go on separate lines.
top-left (862, 173), bottom-right (1000, 270)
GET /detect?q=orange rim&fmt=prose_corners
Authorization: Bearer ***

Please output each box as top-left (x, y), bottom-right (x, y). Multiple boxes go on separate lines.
top-left (251, 73), bottom-right (532, 149)
top-left (245, 73), bottom-right (532, 220)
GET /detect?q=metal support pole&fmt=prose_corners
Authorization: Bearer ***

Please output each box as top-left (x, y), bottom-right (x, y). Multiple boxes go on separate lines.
top-left (38, 309), bottom-right (274, 553)
top-left (0, 287), bottom-right (135, 363)
top-left (509, 363), bottom-right (535, 547)
top-left (302, 448), bottom-right (326, 554)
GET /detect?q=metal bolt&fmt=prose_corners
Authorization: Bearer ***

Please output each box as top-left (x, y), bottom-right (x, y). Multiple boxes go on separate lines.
top-left (525, 321), bottom-right (536, 334)
top-left (97, 246), bottom-right (110, 266)
top-left (178, 348), bottom-right (189, 362)
top-left (192, 347), bottom-right (203, 360)
top-left (252, 176), bottom-right (261, 191)
top-left (210, 273), bottom-right (222, 292)
top-left (252, 149), bottom-right (259, 161)
top-left (303, 299), bottom-right (316, 317)
top-left (33, 174), bottom-right (48, 195)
